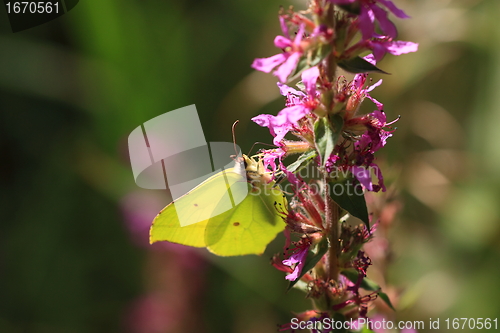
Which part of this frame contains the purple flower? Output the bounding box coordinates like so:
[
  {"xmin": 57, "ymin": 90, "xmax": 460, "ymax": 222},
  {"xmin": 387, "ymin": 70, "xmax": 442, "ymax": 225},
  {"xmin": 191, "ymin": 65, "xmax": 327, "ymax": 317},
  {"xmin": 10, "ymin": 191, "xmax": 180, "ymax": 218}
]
[
  {"xmin": 348, "ymin": 110, "xmax": 398, "ymax": 192},
  {"xmin": 271, "ymin": 253, "xmax": 294, "ymax": 274},
  {"xmin": 283, "ymin": 243, "xmax": 310, "ymax": 281},
  {"xmin": 252, "ymin": 66, "xmax": 320, "ymax": 145},
  {"xmin": 330, "ymin": 0, "xmax": 410, "ymax": 39},
  {"xmin": 351, "ymin": 157, "xmax": 386, "ymax": 192},
  {"xmin": 252, "ymin": 16, "xmax": 306, "ymax": 83},
  {"xmin": 351, "ymin": 65, "xmax": 384, "ymax": 111},
  {"xmin": 367, "ymin": 35, "xmax": 419, "ymax": 61},
  {"xmin": 325, "ymin": 154, "xmax": 340, "ymax": 173},
  {"xmin": 365, "ymin": 109, "xmax": 397, "ymax": 152},
  {"xmin": 260, "ymin": 147, "xmax": 286, "ymax": 175},
  {"xmin": 252, "ymin": 107, "xmax": 305, "ymax": 146},
  {"xmin": 350, "ymin": 109, "xmax": 396, "ymax": 155},
  {"xmin": 351, "ymin": 165, "xmax": 375, "ymax": 191},
  {"xmin": 278, "ymin": 82, "xmax": 305, "ymax": 106}
]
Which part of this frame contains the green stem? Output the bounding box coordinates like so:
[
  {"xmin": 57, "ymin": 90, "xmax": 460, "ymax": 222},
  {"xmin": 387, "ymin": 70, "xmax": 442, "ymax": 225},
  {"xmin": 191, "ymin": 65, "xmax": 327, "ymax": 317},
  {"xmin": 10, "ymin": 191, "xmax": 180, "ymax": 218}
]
[
  {"xmin": 325, "ymin": 3, "xmax": 337, "ymax": 83},
  {"xmin": 323, "ymin": 3, "xmax": 340, "ymax": 284},
  {"xmin": 324, "ymin": 175, "xmax": 339, "ymax": 282},
  {"xmin": 327, "ymin": 204, "xmax": 340, "ymax": 282}
]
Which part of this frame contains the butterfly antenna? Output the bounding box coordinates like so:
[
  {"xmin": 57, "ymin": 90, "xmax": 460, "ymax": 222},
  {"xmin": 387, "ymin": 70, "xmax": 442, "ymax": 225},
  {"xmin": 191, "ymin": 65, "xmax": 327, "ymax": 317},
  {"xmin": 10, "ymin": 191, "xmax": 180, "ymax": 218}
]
[
  {"xmin": 248, "ymin": 142, "xmax": 276, "ymax": 156},
  {"xmin": 231, "ymin": 120, "xmax": 240, "ymax": 159}
]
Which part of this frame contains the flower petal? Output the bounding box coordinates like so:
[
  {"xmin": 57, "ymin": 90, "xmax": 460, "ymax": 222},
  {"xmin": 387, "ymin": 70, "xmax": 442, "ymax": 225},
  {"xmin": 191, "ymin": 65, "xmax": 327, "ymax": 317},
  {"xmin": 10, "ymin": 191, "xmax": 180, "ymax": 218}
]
[
  {"xmin": 371, "ymin": 163, "xmax": 386, "ymax": 192},
  {"xmin": 274, "ymin": 35, "xmax": 292, "ymax": 49},
  {"xmin": 371, "ymin": 109, "xmax": 387, "ymax": 123},
  {"xmin": 371, "ymin": 42, "xmax": 387, "ymax": 61},
  {"xmin": 283, "ymin": 247, "xmax": 309, "ymax": 281},
  {"xmin": 251, "ymin": 54, "xmax": 286, "ymax": 73},
  {"xmin": 371, "ymin": 4, "xmax": 398, "ymax": 38},
  {"xmin": 293, "ymin": 23, "xmax": 305, "ymax": 45},
  {"xmin": 251, "ymin": 114, "xmax": 273, "ymax": 127},
  {"xmin": 277, "ymin": 105, "xmax": 309, "ymax": 124},
  {"xmin": 262, "ymin": 148, "xmax": 286, "ymax": 172},
  {"xmin": 385, "ymin": 40, "xmax": 419, "ymax": 56},
  {"xmin": 277, "ymin": 82, "xmax": 304, "ymax": 97},
  {"xmin": 352, "ymin": 166, "xmax": 373, "ymax": 191},
  {"xmin": 379, "ymin": 0, "xmax": 410, "ymax": 19},
  {"xmin": 366, "ymin": 79, "xmax": 382, "ymax": 93},
  {"xmin": 279, "ymin": 16, "xmax": 289, "ymax": 38},
  {"xmin": 367, "ymin": 95, "xmax": 384, "ymax": 110},
  {"xmin": 359, "ymin": 7, "xmax": 375, "ymax": 39},
  {"xmin": 363, "ymin": 53, "xmax": 377, "ymax": 65},
  {"xmin": 302, "ymin": 66, "xmax": 320, "ymax": 97},
  {"xmin": 274, "ymin": 52, "xmax": 301, "ymax": 83},
  {"xmin": 272, "ymin": 125, "xmax": 292, "ymax": 145}
]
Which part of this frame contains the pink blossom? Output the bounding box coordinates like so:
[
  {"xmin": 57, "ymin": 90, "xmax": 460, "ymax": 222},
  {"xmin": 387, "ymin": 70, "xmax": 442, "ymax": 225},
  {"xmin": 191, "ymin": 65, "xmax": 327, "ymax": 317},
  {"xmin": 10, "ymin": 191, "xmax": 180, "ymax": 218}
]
[
  {"xmin": 350, "ymin": 149, "xmax": 386, "ymax": 192},
  {"xmin": 252, "ymin": 66, "xmax": 320, "ymax": 145},
  {"xmin": 325, "ymin": 154, "xmax": 340, "ymax": 173},
  {"xmin": 367, "ymin": 36, "xmax": 419, "ymax": 61},
  {"xmin": 251, "ymin": 16, "xmax": 306, "ymax": 83},
  {"xmin": 260, "ymin": 148, "xmax": 286, "ymax": 174},
  {"xmin": 252, "ymin": 106, "xmax": 307, "ymax": 145},
  {"xmin": 352, "ymin": 165, "xmax": 375, "ymax": 191},
  {"xmin": 349, "ymin": 110, "xmax": 398, "ymax": 192},
  {"xmin": 351, "ymin": 67, "xmax": 384, "ymax": 111},
  {"xmin": 282, "ymin": 242, "xmax": 310, "ymax": 281},
  {"xmin": 364, "ymin": 109, "xmax": 397, "ymax": 152},
  {"xmin": 330, "ymin": 0, "xmax": 409, "ymax": 39}
]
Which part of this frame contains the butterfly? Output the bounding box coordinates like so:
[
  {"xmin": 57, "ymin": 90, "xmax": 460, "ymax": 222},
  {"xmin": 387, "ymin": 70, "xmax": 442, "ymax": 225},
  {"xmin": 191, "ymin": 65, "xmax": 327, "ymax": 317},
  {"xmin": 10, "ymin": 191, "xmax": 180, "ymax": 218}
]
[{"xmin": 149, "ymin": 154, "xmax": 287, "ymax": 256}]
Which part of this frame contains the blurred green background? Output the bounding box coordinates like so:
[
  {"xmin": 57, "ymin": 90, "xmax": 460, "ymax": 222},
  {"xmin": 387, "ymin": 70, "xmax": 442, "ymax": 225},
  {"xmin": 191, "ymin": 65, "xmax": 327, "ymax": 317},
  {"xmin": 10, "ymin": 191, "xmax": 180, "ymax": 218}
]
[{"xmin": 1, "ymin": 0, "xmax": 499, "ymax": 332}]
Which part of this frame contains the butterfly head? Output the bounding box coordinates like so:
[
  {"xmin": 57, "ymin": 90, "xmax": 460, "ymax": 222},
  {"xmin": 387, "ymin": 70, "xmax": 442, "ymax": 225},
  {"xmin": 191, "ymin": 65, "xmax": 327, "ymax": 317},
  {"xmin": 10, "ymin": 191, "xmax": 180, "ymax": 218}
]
[{"xmin": 242, "ymin": 154, "xmax": 273, "ymax": 184}]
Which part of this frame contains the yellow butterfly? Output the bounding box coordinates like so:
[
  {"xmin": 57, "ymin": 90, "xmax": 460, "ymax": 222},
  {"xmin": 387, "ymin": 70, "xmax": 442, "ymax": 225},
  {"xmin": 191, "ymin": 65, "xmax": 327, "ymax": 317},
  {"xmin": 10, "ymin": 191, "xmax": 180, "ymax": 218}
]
[{"xmin": 150, "ymin": 154, "xmax": 287, "ymax": 256}]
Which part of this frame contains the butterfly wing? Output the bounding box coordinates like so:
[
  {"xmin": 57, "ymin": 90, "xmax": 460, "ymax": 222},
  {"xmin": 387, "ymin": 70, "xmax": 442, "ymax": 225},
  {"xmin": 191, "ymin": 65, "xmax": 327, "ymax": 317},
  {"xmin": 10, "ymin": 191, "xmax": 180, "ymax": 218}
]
[
  {"xmin": 150, "ymin": 156, "xmax": 286, "ymax": 256},
  {"xmin": 150, "ymin": 201, "xmax": 208, "ymax": 247},
  {"xmin": 205, "ymin": 180, "xmax": 287, "ymax": 256},
  {"xmin": 150, "ymin": 168, "xmax": 247, "ymax": 247}
]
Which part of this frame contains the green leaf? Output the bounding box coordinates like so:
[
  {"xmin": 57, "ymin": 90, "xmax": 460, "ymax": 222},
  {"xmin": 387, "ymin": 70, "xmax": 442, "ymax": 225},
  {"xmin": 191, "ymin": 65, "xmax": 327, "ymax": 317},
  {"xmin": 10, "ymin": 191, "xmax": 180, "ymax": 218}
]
[
  {"xmin": 330, "ymin": 113, "xmax": 344, "ymax": 139},
  {"xmin": 341, "ymin": 270, "xmax": 395, "ymax": 311},
  {"xmin": 287, "ymin": 150, "xmax": 317, "ymax": 173},
  {"xmin": 329, "ymin": 178, "xmax": 369, "ymax": 228},
  {"xmin": 341, "ymin": 269, "xmax": 379, "ymax": 291},
  {"xmin": 378, "ymin": 291, "xmax": 395, "ymax": 311},
  {"xmin": 360, "ymin": 327, "xmax": 376, "ymax": 333},
  {"xmin": 288, "ymin": 43, "xmax": 333, "ymax": 81},
  {"xmin": 361, "ymin": 277, "xmax": 380, "ymax": 291},
  {"xmin": 288, "ymin": 237, "xmax": 329, "ymax": 291},
  {"xmin": 314, "ymin": 116, "xmax": 342, "ymax": 167},
  {"xmin": 291, "ymin": 279, "xmax": 309, "ymax": 293},
  {"xmin": 295, "ymin": 81, "xmax": 305, "ymax": 91},
  {"xmin": 341, "ymin": 269, "xmax": 358, "ymax": 283},
  {"xmin": 338, "ymin": 56, "xmax": 389, "ymax": 74},
  {"xmin": 314, "ymin": 117, "xmax": 334, "ymax": 167}
]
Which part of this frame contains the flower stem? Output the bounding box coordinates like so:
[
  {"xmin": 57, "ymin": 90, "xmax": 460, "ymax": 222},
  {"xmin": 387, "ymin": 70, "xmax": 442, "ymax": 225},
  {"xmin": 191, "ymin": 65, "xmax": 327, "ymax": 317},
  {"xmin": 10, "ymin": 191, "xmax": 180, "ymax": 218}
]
[
  {"xmin": 324, "ymin": 175, "xmax": 339, "ymax": 283},
  {"xmin": 322, "ymin": 3, "xmax": 339, "ymax": 284},
  {"xmin": 325, "ymin": 2, "xmax": 337, "ymax": 83}
]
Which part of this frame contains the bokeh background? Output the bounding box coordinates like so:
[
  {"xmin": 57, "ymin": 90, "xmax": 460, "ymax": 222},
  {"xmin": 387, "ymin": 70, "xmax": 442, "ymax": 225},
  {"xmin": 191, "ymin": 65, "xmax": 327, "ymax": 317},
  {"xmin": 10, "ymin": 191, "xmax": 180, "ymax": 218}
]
[{"xmin": 1, "ymin": 0, "xmax": 499, "ymax": 332}]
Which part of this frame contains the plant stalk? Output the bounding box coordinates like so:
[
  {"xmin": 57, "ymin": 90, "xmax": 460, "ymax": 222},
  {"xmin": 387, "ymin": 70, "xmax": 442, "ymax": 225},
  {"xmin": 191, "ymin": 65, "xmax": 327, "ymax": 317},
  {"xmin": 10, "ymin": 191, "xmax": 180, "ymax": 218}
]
[{"xmin": 324, "ymin": 175, "xmax": 339, "ymax": 282}]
